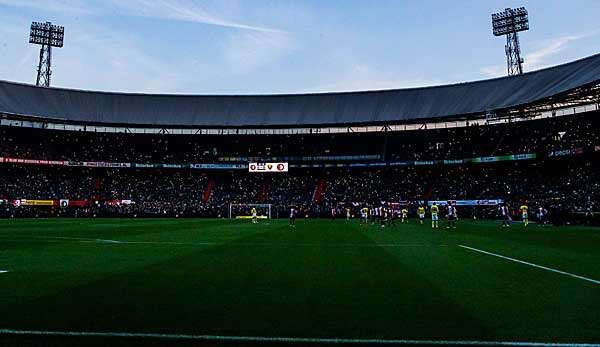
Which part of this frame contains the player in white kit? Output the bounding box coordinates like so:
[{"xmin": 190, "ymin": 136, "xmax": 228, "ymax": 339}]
[{"xmin": 289, "ymin": 206, "xmax": 296, "ymax": 228}]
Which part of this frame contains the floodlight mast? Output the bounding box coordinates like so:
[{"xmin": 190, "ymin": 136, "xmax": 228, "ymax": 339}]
[
  {"xmin": 29, "ymin": 21, "xmax": 64, "ymax": 87},
  {"xmin": 491, "ymin": 7, "xmax": 529, "ymax": 76}
]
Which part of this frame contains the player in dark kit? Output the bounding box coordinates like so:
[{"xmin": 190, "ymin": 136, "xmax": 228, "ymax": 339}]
[
  {"xmin": 537, "ymin": 206, "xmax": 548, "ymax": 226},
  {"xmin": 388, "ymin": 206, "xmax": 397, "ymax": 227},
  {"xmin": 499, "ymin": 203, "xmax": 511, "ymax": 228}
]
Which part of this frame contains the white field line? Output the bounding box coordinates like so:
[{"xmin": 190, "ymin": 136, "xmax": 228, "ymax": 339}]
[
  {"xmin": 80, "ymin": 239, "xmax": 122, "ymax": 244},
  {"xmin": 459, "ymin": 245, "xmax": 600, "ymax": 285},
  {"xmin": 23, "ymin": 235, "xmax": 121, "ymax": 242},
  {"xmin": 0, "ymin": 328, "xmax": 598, "ymax": 346},
  {"xmin": 0, "ymin": 270, "xmax": 8, "ymax": 274}
]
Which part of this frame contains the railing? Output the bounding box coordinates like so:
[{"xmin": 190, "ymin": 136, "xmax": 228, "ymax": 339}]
[{"xmin": 1, "ymin": 102, "xmax": 598, "ymax": 135}]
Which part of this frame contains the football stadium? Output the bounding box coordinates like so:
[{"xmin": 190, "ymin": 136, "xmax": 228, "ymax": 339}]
[{"xmin": 1, "ymin": 3, "xmax": 600, "ymax": 347}]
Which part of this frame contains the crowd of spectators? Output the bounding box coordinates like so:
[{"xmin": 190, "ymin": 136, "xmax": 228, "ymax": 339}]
[
  {"xmin": 0, "ymin": 159, "xmax": 597, "ymax": 222},
  {"xmin": 1, "ymin": 113, "xmax": 599, "ymax": 164},
  {"xmin": 1, "ymin": 112, "xmax": 599, "ymax": 223}
]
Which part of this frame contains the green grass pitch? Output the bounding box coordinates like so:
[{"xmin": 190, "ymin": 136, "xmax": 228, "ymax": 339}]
[{"xmin": 0, "ymin": 218, "xmax": 599, "ymax": 346}]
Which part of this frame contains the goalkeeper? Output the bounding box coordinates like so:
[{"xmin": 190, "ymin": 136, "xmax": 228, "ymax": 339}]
[{"xmin": 251, "ymin": 207, "xmax": 258, "ymax": 224}]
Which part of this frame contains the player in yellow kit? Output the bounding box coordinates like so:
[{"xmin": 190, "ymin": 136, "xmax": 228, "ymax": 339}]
[
  {"xmin": 417, "ymin": 205, "xmax": 426, "ymax": 224},
  {"xmin": 401, "ymin": 208, "xmax": 409, "ymax": 223},
  {"xmin": 251, "ymin": 207, "xmax": 258, "ymax": 224},
  {"xmin": 520, "ymin": 204, "xmax": 529, "ymax": 227},
  {"xmin": 430, "ymin": 203, "xmax": 439, "ymax": 229}
]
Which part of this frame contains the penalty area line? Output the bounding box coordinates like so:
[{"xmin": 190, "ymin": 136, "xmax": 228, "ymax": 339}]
[
  {"xmin": 0, "ymin": 329, "xmax": 598, "ymax": 346},
  {"xmin": 459, "ymin": 245, "xmax": 600, "ymax": 286}
]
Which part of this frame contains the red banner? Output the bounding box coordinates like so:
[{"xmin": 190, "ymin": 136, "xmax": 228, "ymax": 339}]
[{"xmin": 0, "ymin": 157, "xmax": 67, "ymax": 165}]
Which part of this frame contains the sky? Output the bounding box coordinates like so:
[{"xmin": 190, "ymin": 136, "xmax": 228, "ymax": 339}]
[{"xmin": 0, "ymin": 0, "xmax": 598, "ymax": 94}]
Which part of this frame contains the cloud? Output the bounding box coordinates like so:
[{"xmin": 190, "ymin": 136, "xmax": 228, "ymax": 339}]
[
  {"xmin": 524, "ymin": 30, "xmax": 600, "ymax": 70},
  {"xmin": 479, "ymin": 65, "xmax": 506, "ymax": 78},
  {"xmin": 0, "ymin": 14, "xmax": 40, "ymax": 79},
  {"xmin": 0, "ymin": 0, "xmax": 93, "ymax": 15},
  {"xmin": 0, "ymin": 0, "xmax": 294, "ymax": 91},
  {"xmin": 16, "ymin": 47, "xmax": 36, "ymax": 70},
  {"xmin": 113, "ymin": 0, "xmax": 285, "ymax": 33},
  {"xmin": 49, "ymin": 23, "xmax": 187, "ymax": 93},
  {"xmin": 480, "ymin": 29, "xmax": 600, "ymax": 78},
  {"xmin": 0, "ymin": 0, "xmax": 284, "ymax": 33},
  {"xmin": 223, "ymin": 31, "xmax": 296, "ymax": 74},
  {"xmin": 303, "ymin": 64, "xmax": 443, "ymax": 93}
]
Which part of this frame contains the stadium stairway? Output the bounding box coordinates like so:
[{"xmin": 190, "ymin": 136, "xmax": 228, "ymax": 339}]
[
  {"xmin": 312, "ymin": 179, "xmax": 327, "ymax": 203},
  {"xmin": 202, "ymin": 179, "xmax": 215, "ymax": 203},
  {"xmin": 258, "ymin": 182, "xmax": 268, "ymax": 203}
]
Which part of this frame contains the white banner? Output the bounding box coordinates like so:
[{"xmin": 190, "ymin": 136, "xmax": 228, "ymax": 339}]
[
  {"xmin": 427, "ymin": 199, "xmax": 504, "ymax": 206},
  {"xmin": 248, "ymin": 162, "xmax": 288, "ymax": 173}
]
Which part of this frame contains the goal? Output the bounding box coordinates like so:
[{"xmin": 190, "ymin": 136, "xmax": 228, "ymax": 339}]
[{"xmin": 228, "ymin": 203, "xmax": 272, "ymax": 219}]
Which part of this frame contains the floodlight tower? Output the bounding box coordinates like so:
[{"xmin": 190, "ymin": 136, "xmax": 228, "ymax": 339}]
[
  {"xmin": 491, "ymin": 7, "xmax": 529, "ymax": 76},
  {"xmin": 29, "ymin": 21, "xmax": 65, "ymax": 87}
]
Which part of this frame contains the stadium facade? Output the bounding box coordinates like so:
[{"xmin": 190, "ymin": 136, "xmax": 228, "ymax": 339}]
[{"xmin": 0, "ymin": 54, "xmax": 599, "ymax": 224}]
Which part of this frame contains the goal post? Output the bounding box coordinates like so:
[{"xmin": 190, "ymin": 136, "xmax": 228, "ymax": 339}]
[{"xmin": 229, "ymin": 203, "xmax": 272, "ymax": 219}]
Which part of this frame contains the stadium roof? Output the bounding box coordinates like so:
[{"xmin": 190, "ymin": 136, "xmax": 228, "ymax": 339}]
[{"xmin": 1, "ymin": 53, "xmax": 600, "ymax": 127}]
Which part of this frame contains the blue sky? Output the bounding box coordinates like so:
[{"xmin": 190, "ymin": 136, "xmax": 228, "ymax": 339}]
[{"xmin": 0, "ymin": 0, "xmax": 598, "ymax": 94}]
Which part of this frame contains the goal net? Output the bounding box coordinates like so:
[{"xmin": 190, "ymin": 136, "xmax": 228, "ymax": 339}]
[{"xmin": 229, "ymin": 203, "xmax": 272, "ymax": 219}]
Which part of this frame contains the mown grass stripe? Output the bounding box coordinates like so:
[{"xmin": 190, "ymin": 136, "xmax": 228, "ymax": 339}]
[{"xmin": 0, "ymin": 235, "xmax": 447, "ymax": 248}]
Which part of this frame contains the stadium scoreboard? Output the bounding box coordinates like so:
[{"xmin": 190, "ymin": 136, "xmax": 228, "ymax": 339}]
[{"xmin": 248, "ymin": 162, "xmax": 288, "ymax": 173}]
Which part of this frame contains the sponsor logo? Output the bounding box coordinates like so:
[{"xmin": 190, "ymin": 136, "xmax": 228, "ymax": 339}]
[
  {"xmin": 549, "ymin": 148, "xmax": 583, "ymax": 157},
  {"xmin": 428, "ymin": 199, "xmax": 503, "ymax": 206},
  {"xmin": 19, "ymin": 199, "xmax": 54, "ymax": 206},
  {"xmin": 571, "ymin": 148, "xmax": 584, "ymax": 155},
  {"xmin": 443, "ymin": 159, "xmax": 464, "ymax": 164}
]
